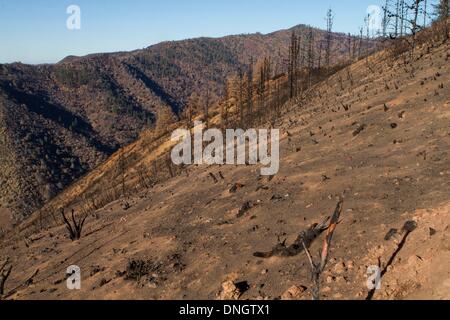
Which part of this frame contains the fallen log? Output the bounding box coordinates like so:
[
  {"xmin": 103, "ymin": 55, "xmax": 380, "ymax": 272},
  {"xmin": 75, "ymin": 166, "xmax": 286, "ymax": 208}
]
[{"xmin": 252, "ymin": 201, "xmax": 343, "ymax": 259}]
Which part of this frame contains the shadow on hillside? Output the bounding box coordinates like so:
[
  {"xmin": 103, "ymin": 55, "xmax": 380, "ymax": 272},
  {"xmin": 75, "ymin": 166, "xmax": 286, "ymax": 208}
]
[
  {"xmin": 1, "ymin": 83, "xmax": 114, "ymax": 154},
  {"xmin": 125, "ymin": 63, "xmax": 181, "ymax": 115}
]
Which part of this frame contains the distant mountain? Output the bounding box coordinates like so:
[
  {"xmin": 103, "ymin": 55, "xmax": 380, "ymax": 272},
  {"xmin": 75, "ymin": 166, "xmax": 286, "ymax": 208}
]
[{"xmin": 0, "ymin": 24, "xmax": 374, "ymax": 223}]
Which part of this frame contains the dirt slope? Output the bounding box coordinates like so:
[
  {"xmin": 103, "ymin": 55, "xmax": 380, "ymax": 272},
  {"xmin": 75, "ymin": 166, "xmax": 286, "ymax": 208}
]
[{"xmin": 0, "ymin": 37, "xmax": 448, "ymax": 300}]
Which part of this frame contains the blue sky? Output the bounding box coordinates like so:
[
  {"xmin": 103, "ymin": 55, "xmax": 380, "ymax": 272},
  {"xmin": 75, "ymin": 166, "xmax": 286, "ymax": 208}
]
[{"xmin": 0, "ymin": 0, "xmax": 389, "ymax": 64}]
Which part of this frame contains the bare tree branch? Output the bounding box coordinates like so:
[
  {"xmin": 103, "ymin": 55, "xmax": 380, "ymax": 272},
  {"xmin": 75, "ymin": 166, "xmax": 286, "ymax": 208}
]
[{"xmin": 301, "ymin": 199, "xmax": 344, "ymax": 300}]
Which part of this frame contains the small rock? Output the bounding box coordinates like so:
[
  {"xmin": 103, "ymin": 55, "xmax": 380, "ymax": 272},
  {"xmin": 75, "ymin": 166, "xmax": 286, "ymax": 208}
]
[
  {"xmin": 218, "ymin": 281, "xmax": 243, "ymax": 300},
  {"xmin": 122, "ymin": 201, "xmax": 131, "ymax": 211},
  {"xmin": 333, "ymin": 262, "xmax": 346, "ymax": 274},
  {"xmin": 402, "ymin": 221, "xmax": 418, "ymax": 233},
  {"xmin": 237, "ymin": 202, "xmax": 253, "ymax": 218},
  {"xmin": 384, "ymin": 228, "xmax": 398, "ymax": 241},
  {"xmin": 352, "ymin": 124, "xmax": 366, "ymax": 137},
  {"xmin": 229, "ymin": 183, "xmax": 245, "ymax": 194},
  {"xmin": 99, "ymin": 278, "xmax": 110, "ymax": 287},
  {"xmin": 281, "ymin": 285, "xmax": 307, "ymax": 300},
  {"xmin": 271, "ymin": 194, "xmax": 284, "ymax": 202},
  {"xmin": 346, "ymin": 261, "xmax": 354, "ymax": 269},
  {"xmin": 429, "ymin": 228, "xmax": 437, "ymax": 236},
  {"xmin": 322, "ymin": 286, "xmax": 332, "ymax": 293}
]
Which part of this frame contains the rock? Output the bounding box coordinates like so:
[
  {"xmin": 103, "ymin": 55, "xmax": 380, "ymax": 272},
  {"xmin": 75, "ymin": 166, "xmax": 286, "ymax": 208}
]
[
  {"xmin": 352, "ymin": 124, "xmax": 366, "ymax": 137},
  {"xmin": 346, "ymin": 261, "xmax": 355, "ymax": 270},
  {"xmin": 90, "ymin": 265, "xmax": 105, "ymax": 276},
  {"xmin": 229, "ymin": 183, "xmax": 245, "ymax": 194},
  {"xmin": 384, "ymin": 228, "xmax": 398, "ymax": 241},
  {"xmin": 270, "ymin": 194, "xmax": 284, "ymax": 202},
  {"xmin": 333, "ymin": 262, "xmax": 346, "ymax": 274},
  {"xmin": 218, "ymin": 281, "xmax": 243, "ymax": 300},
  {"xmin": 237, "ymin": 202, "xmax": 253, "ymax": 218},
  {"xmin": 281, "ymin": 285, "xmax": 307, "ymax": 300},
  {"xmin": 429, "ymin": 228, "xmax": 437, "ymax": 236},
  {"xmin": 402, "ymin": 221, "xmax": 418, "ymax": 233},
  {"xmin": 99, "ymin": 278, "xmax": 111, "ymax": 287},
  {"xmin": 122, "ymin": 201, "xmax": 131, "ymax": 211},
  {"xmin": 322, "ymin": 286, "xmax": 332, "ymax": 293}
]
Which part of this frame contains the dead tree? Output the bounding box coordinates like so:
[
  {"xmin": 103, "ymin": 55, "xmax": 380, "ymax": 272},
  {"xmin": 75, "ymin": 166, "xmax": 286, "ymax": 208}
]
[
  {"xmin": 288, "ymin": 31, "xmax": 300, "ymax": 98},
  {"xmin": 423, "ymin": 0, "xmax": 428, "ymax": 26},
  {"xmin": 246, "ymin": 58, "xmax": 254, "ymax": 122},
  {"xmin": 434, "ymin": 0, "xmax": 449, "ymax": 21},
  {"xmin": 221, "ymin": 80, "xmax": 231, "ymax": 130},
  {"xmin": 137, "ymin": 165, "xmax": 152, "ymax": 189},
  {"xmin": 165, "ymin": 154, "xmax": 175, "ymax": 178},
  {"xmin": 358, "ymin": 27, "xmax": 364, "ymax": 59},
  {"xmin": 382, "ymin": 0, "xmax": 391, "ymax": 37},
  {"xmin": 347, "ymin": 33, "xmax": 353, "ymax": 60},
  {"xmin": 238, "ymin": 69, "xmax": 245, "ymax": 127},
  {"xmin": 400, "ymin": 0, "xmax": 406, "ymax": 36},
  {"xmin": 318, "ymin": 40, "xmax": 323, "ymax": 69},
  {"xmin": 185, "ymin": 92, "xmax": 199, "ymax": 128},
  {"xmin": 61, "ymin": 209, "xmax": 88, "ymax": 241},
  {"xmin": 394, "ymin": 0, "xmax": 400, "ymax": 37},
  {"xmin": 203, "ymin": 89, "xmax": 211, "ymax": 129},
  {"xmin": 325, "ymin": 8, "xmax": 334, "ymax": 68},
  {"xmin": 411, "ymin": 0, "xmax": 424, "ymax": 54},
  {"xmin": 306, "ymin": 28, "xmax": 316, "ymax": 88},
  {"xmin": 0, "ymin": 257, "xmax": 12, "ymax": 296},
  {"xmin": 392, "ymin": 0, "xmax": 425, "ymax": 57},
  {"xmin": 302, "ymin": 200, "xmax": 343, "ymax": 300},
  {"xmin": 433, "ymin": 0, "xmax": 449, "ymax": 40}
]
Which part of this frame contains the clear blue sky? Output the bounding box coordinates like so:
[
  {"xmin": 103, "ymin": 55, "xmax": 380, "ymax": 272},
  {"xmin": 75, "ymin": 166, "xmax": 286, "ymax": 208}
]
[{"xmin": 0, "ymin": 0, "xmax": 388, "ymax": 64}]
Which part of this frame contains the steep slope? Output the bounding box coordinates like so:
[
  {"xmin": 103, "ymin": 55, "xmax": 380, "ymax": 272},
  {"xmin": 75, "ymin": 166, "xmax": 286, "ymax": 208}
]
[
  {"xmin": 0, "ymin": 25, "xmax": 372, "ymax": 223},
  {"xmin": 0, "ymin": 31, "xmax": 448, "ymax": 300}
]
